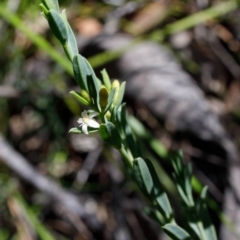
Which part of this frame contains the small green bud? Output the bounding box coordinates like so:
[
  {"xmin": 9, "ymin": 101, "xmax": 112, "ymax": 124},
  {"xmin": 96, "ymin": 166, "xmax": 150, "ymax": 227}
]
[
  {"xmin": 80, "ymin": 90, "xmax": 91, "ymax": 103},
  {"xmin": 70, "ymin": 91, "xmax": 90, "ymax": 105},
  {"xmin": 112, "ymin": 80, "xmax": 120, "ymax": 105},
  {"xmin": 105, "ymin": 111, "xmax": 111, "ymax": 119},
  {"xmin": 99, "ymin": 86, "xmax": 109, "ymax": 108},
  {"xmin": 112, "ymin": 79, "xmax": 120, "ymax": 89},
  {"xmin": 39, "ymin": 3, "xmax": 49, "ymax": 16}
]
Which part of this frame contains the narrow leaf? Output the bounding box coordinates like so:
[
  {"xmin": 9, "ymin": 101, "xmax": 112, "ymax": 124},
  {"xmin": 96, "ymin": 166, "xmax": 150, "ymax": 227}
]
[
  {"xmin": 115, "ymin": 81, "xmax": 126, "ymax": 106},
  {"xmin": 104, "ymin": 88, "xmax": 116, "ymax": 114},
  {"xmin": 162, "ymin": 224, "xmax": 191, "ymax": 240},
  {"xmin": 118, "ymin": 104, "xmax": 138, "ymax": 157},
  {"xmin": 41, "ymin": 0, "xmax": 59, "ymax": 12},
  {"xmin": 101, "ymin": 69, "xmax": 111, "ymax": 90},
  {"xmin": 144, "ymin": 207, "xmax": 164, "ymax": 225},
  {"xmin": 72, "ymin": 54, "xmax": 89, "ymax": 90},
  {"xmin": 99, "ymin": 122, "xmax": 121, "ymax": 149},
  {"xmin": 39, "ymin": 4, "xmax": 49, "ymax": 16},
  {"xmin": 199, "ymin": 187, "xmax": 217, "ymax": 240},
  {"xmin": 70, "ymin": 91, "xmax": 90, "ymax": 105},
  {"xmin": 69, "ymin": 127, "xmax": 83, "ymax": 133},
  {"xmin": 87, "ymin": 75, "xmax": 101, "ymax": 112},
  {"xmin": 85, "ymin": 59, "xmax": 99, "ymax": 87},
  {"xmin": 133, "ymin": 157, "xmax": 153, "ymax": 197},
  {"xmin": 61, "ymin": 10, "xmax": 78, "ymax": 61},
  {"xmin": 173, "ymin": 174, "xmax": 190, "ymax": 206},
  {"xmin": 110, "ymin": 106, "xmax": 118, "ymax": 124},
  {"xmin": 145, "ymin": 159, "xmax": 173, "ymax": 221},
  {"xmin": 69, "ymin": 127, "xmax": 98, "ymax": 134},
  {"xmin": 171, "ymin": 151, "xmax": 194, "ymax": 207},
  {"xmin": 46, "ymin": 10, "xmax": 67, "ymax": 44},
  {"xmin": 112, "ymin": 80, "xmax": 120, "ymax": 104}
]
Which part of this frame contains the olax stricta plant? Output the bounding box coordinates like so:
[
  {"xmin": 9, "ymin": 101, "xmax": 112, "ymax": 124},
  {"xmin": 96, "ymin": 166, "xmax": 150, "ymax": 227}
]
[{"xmin": 39, "ymin": 0, "xmax": 217, "ymax": 239}]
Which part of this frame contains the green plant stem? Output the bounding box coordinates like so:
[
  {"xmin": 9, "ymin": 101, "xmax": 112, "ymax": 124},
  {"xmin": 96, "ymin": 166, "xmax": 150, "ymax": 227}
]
[
  {"xmin": 119, "ymin": 146, "xmax": 133, "ymax": 169},
  {"xmin": 63, "ymin": 43, "xmax": 73, "ymax": 62},
  {"xmin": 0, "ymin": 4, "xmax": 72, "ymax": 75},
  {"xmin": 99, "ymin": 113, "xmax": 106, "ymax": 123}
]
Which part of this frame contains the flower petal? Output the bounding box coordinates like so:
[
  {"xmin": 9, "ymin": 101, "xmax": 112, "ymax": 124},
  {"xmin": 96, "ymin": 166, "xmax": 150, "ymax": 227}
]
[
  {"xmin": 89, "ymin": 111, "xmax": 99, "ymax": 119},
  {"xmin": 81, "ymin": 110, "xmax": 88, "ymax": 118},
  {"xmin": 88, "ymin": 119, "xmax": 100, "ymax": 128},
  {"xmin": 82, "ymin": 124, "xmax": 88, "ymax": 135},
  {"xmin": 77, "ymin": 118, "xmax": 84, "ymax": 124}
]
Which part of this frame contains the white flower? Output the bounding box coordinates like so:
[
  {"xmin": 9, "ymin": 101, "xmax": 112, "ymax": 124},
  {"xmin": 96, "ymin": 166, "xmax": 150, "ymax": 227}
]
[{"xmin": 77, "ymin": 110, "xmax": 99, "ymax": 135}]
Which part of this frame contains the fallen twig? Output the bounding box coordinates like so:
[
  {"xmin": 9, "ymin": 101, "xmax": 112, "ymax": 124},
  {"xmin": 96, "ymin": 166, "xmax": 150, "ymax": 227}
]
[{"xmin": 0, "ymin": 134, "xmax": 102, "ymax": 231}]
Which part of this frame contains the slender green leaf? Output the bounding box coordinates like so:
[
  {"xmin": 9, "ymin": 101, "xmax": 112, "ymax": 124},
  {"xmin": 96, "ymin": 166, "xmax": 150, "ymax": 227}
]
[
  {"xmin": 185, "ymin": 164, "xmax": 194, "ymax": 206},
  {"xmin": 112, "ymin": 80, "xmax": 120, "ymax": 103},
  {"xmin": 72, "ymin": 54, "xmax": 89, "ymax": 90},
  {"xmin": 101, "ymin": 69, "xmax": 111, "ymax": 90},
  {"xmin": 104, "ymin": 88, "xmax": 116, "ymax": 114},
  {"xmin": 200, "ymin": 186, "xmax": 208, "ymax": 200},
  {"xmin": 46, "ymin": 9, "xmax": 67, "ymax": 44},
  {"xmin": 99, "ymin": 122, "xmax": 121, "ymax": 149},
  {"xmin": 174, "ymin": 180, "xmax": 191, "ymax": 206},
  {"xmin": 110, "ymin": 106, "xmax": 118, "ymax": 124},
  {"xmin": 85, "ymin": 59, "xmax": 100, "ymax": 90},
  {"xmin": 171, "ymin": 151, "xmax": 194, "ymax": 207},
  {"xmin": 133, "ymin": 157, "xmax": 153, "ymax": 197},
  {"xmin": 69, "ymin": 127, "xmax": 82, "ymax": 133},
  {"xmin": 118, "ymin": 104, "xmax": 138, "ymax": 157},
  {"xmin": 40, "ymin": 4, "xmax": 49, "ymax": 15},
  {"xmin": 15, "ymin": 194, "xmax": 55, "ymax": 240},
  {"xmin": 70, "ymin": 91, "xmax": 90, "ymax": 105},
  {"xmin": 162, "ymin": 224, "xmax": 191, "ymax": 240},
  {"xmin": 85, "ymin": 58, "xmax": 98, "ymax": 81},
  {"xmin": 69, "ymin": 127, "xmax": 98, "ymax": 134},
  {"xmin": 145, "ymin": 159, "xmax": 173, "ymax": 221},
  {"xmin": 199, "ymin": 187, "xmax": 217, "ymax": 240},
  {"xmin": 144, "ymin": 207, "xmax": 164, "ymax": 225},
  {"xmin": 184, "ymin": 207, "xmax": 201, "ymax": 238},
  {"xmin": 41, "ymin": 0, "xmax": 59, "ymax": 12},
  {"xmin": 87, "ymin": 74, "xmax": 101, "ymax": 112},
  {"xmin": 72, "ymin": 54, "xmax": 99, "ymax": 96},
  {"xmin": 115, "ymin": 81, "xmax": 126, "ymax": 106},
  {"xmin": 61, "ymin": 10, "xmax": 78, "ymax": 61}
]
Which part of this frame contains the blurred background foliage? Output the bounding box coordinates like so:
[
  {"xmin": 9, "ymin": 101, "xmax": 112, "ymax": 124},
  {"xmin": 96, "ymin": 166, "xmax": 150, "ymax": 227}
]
[{"xmin": 0, "ymin": 0, "xmax": 240, "ymax": 239}]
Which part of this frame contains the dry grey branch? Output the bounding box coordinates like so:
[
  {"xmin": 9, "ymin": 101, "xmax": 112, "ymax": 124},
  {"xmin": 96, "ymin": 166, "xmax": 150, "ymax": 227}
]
[{"xmin": 0, "ymin": 134, "xmax": 102, "ymax": 231}]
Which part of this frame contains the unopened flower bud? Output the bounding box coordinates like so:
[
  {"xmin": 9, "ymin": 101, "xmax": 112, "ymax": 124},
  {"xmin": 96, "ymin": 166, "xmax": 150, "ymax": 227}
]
[
  {"xmin": 105, "ymin": 111, "xmax": 111, "ymax": 119},
  {"xmin": 112, "ymin": 80, "xmax": 120, "ymax": 89},
  {"xmin": 80, "ymin": 89, "xmax": 91, "ymax": 103},
  {"xmin": 112, "ymin": 80, "xmax": 120, "ymax": 104},
  {"xmin": 99, "ymin": 86, "xmax": 109, "ymax": 108}
]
